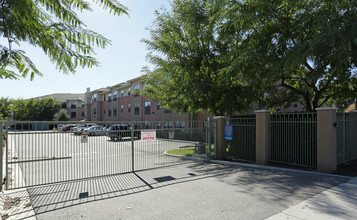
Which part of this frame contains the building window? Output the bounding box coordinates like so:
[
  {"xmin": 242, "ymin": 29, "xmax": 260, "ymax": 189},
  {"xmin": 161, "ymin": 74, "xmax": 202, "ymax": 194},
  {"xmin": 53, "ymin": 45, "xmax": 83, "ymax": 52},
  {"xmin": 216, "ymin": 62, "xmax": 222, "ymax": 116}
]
[
  {"xmin": 157, "ymin": 102, "xmax": 161, "ymax": 110},
  {"xmin": 121, "ymin": 105, "xmax": 124, "ymax": 113},
  {"xmin": 93, "ymin": 94, "xmax": 97, "ymax": 102},
  {"xmin": 113, "ymin": 91, "xmax": 118, "ymax": 101},
  {"xmin": 104, "ymin": 94, "xmax": 106, "ymax": 101},
  {"xmin": 145, "ymin": 101, "xmax": 151, "ymax": 115},
  {"xmin": 93, "ymin": 108, "xmax": 97, "ymax": 115},
  {"xmin": 128, "ymin": 88, "xmax": 131, "ymax": 96},
  {"xmin": 164, "ymin": 109, "xmax": 172, "ymax": 114},
  {"xmin": 71, "ymin": 102, "xmax": 77, "ymax": 109},
  {"xmin": 104, "ymin": 108, "xmax": 106, "ymax": 115},
  {"xmin": 157, "ymin": 122, "xmax": 161, "ymax": 129},
  {"xmin": 181, "ymin": 121, "xmax": 186, "ymax": 128},
  {"xmin": 134, "ymin": 84, "xmax": 140, "ymax": 96},
  {"xmin": 145, "ymin": 122, "xmax": 151, "ymax": 129},
  {"xmin": 62, "ymin": 102, "xmax": 67, "ymax": 108},
  {"xmin": 71, "ymin": 112, "xmax": 76, "ymax": 118},
  {"xmin": 113, "ymin": 106, "xmax": 117, "ymax": 116},
  {"xmin": 108, "ymin": 107, "xmax": 112, "ymax": 117},
  {"xmin": 81, "ymin": 112, "xmax": 85, "ymax": 116},
  {"xmin": 134, "ymin": 103, "xmax": 140, "ymax": 115},
  {"xmin": 164, "ymin": 121, "xmax": 173, "ymax": 129},
  {"xmin": 128, "ymin": 104, "xmax": 131, "ymax": 112},
  {"xmin": 108, "ymin": 93, "xmax": 112, "ymax": 102},
  {"xmin": 81, "ymin": 102, "xmax": 85, "ymax": 107},
  {"xmin": 176, "ymin": 121, "xmax": 181, "ymax": 128},
  {"xmin": 121, "ymin": 90, "xmax": 124, "ymax": 97}
]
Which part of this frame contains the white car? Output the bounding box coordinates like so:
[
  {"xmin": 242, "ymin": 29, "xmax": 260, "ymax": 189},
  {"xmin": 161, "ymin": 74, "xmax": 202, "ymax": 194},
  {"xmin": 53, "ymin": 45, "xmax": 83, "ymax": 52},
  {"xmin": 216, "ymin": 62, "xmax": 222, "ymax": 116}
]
[{"xmin": 83, "ymin": 126, "xmax": 107, "ymax": 136}]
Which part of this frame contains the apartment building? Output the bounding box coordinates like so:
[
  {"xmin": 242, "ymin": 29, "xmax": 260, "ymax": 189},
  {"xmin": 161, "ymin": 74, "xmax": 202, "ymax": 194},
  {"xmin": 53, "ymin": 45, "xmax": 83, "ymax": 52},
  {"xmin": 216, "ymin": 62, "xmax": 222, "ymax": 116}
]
[
  {"xmin": 34, "ymin": 93, "xmax": 86, "ymax": 121},
  {"xmin": 84, "ymin": 77, "xmax": 205, "ymax": 128}
]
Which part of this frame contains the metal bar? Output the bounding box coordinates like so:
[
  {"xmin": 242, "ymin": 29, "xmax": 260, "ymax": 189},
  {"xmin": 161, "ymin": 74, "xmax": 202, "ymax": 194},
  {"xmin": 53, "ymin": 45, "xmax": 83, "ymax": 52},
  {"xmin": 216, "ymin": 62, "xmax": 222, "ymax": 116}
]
[
  {"xmin": 131, "ymin": 122, "xmax": 135, "ymax": 172},
  {"xmin": 8, "ymin": 156, "xmax": 72, "ymax": 164},
  {"xmin": 0, "ymin": 122, "xmax": 3, "ymax": 189},
  {"xmin": 5, "ymin": 122, "xmax": 9, "ymax": 190}
]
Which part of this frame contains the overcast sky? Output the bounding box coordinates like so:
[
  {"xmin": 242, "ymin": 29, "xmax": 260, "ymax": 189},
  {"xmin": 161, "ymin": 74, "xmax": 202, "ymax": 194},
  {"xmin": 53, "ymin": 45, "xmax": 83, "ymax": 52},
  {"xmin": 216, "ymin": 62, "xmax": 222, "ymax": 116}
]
[{"xmin": 0, "ymin": 0, "xmax": 170, "ymax": 99}]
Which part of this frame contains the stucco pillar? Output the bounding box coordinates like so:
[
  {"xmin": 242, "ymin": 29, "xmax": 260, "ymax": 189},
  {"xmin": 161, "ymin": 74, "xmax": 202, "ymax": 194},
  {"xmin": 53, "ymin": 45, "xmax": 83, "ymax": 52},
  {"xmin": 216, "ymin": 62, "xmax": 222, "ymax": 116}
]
[
  {"xmin": 213, "ymin": 116, "xmax": 226, "ymax": 160},
  {"xmin": 255, "ymin": 110, "xmax": 272, "ymax": 165},
  {"xmin": 316, "ymin": 107, "xmax": 338, "ymax": 173}
]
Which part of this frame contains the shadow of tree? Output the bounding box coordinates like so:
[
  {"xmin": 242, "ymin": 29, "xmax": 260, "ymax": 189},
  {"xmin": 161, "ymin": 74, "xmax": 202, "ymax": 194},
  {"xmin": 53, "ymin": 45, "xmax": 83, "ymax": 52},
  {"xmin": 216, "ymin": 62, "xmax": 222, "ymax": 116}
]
[{"xmin": 3, "ymin": 161, "xmax": 351, "ymax": 219}]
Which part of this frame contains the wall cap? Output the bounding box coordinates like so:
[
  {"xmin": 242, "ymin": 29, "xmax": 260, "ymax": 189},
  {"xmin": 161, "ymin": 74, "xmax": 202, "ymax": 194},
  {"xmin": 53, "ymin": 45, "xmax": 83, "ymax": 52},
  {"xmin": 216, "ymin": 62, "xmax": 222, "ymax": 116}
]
[
  {"xmin": 316, "ymin": 107, "xmax": 338, "ymax": 111},
  {"xmin": 213, "ymin": 116, "xmax": 226, "ymax": 119},
  {"xmin": 254, "ymin": 110, "xmax": 272, "ymax": 113}
]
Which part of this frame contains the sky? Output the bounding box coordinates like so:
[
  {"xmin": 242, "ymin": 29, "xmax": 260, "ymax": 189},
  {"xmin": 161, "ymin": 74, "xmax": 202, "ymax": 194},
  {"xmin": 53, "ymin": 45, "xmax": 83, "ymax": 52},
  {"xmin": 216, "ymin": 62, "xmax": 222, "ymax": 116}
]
[{"xmin": 0, "ymin": 0, "xmax": 171, "ymax": 99}]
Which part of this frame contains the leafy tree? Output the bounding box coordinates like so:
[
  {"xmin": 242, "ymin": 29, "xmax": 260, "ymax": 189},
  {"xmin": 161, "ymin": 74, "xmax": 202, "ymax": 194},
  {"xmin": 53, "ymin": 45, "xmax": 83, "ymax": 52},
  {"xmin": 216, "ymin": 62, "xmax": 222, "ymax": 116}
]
[
  {"xmin": 143, "ymin": 0, "xmax": 253, "ymax": 116},
  {"xmin": 11, "ymin": 98, "xmax": 61, "ymax": 120},
  {"xmin": 54, "ymin": 109, "xmax": 69, "ymax": 121},
  {"xmin": 224, "ymin": 0, "xmax": 357, "ymax": 111},
  {"xmin": 0, "ymin": 97, "xmax": 12, "ymax": 119},
  {"xmin": 0, "ymin": 0, "xmax": 128, "ymax": 80}
]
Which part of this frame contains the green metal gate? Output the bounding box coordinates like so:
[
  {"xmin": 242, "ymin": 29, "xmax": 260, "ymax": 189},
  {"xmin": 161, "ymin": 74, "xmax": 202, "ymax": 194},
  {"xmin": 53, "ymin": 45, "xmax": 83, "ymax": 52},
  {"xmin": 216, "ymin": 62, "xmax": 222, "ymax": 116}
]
[
  {"xmin": 270, "ymin": 113, "xmax": 317, "ymax": 168},
  {"xmin": 226, "ymin": 116, "xmax": 256, "ymax": 162},
  {"xmin": 337, "ymin": 112, "xmax": 357, "ymax": 164},
  {"xmin": 1, "ymin": 120, "xmax": 215, "ymax": 190}
]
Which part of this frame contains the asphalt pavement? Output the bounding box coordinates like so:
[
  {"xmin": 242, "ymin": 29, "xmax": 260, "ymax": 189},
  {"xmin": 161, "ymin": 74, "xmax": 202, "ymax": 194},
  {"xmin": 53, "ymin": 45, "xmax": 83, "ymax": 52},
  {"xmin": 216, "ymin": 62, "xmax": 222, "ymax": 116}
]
[{"xmin": 2, "ymin": 160, "xmax": 354, "ymax": 220}]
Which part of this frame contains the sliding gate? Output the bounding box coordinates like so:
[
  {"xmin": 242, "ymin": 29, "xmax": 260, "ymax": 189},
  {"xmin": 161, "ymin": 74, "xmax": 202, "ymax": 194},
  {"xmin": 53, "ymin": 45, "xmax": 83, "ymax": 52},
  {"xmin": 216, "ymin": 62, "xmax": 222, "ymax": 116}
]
[{"xmin": 1, "ymin": 120, "xmax": 215, "ymax": 190}]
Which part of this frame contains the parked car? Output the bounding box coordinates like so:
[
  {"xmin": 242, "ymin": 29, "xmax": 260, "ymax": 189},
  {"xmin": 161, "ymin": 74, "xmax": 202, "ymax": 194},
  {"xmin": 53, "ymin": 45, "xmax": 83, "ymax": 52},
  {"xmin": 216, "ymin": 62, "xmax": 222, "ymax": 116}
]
[
  {"xmin": 62, "ymin": 124, "xmax": 76, "ymax": 132},
  {"xmin": 83, "ymin": 125, "xmax": 107, "ymax": 136},
  {"xmin": 72, "ymin": 125, "xmax": 87, "ymax": 135},
  {"xmin": 107, "ymin": 124, "xmax": 140, "ymax": 140},
  {"xmin": 57, "ymin": 124, "xmax": 65, "ymax": 131}
]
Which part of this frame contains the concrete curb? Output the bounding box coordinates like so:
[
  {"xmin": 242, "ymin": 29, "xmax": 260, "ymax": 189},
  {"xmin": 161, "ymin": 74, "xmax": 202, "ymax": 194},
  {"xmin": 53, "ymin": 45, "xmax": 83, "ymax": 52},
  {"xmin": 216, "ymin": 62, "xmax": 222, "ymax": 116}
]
[{"xmin": 164, "ymin": 152, "xmax": 352, "ymax": 179}]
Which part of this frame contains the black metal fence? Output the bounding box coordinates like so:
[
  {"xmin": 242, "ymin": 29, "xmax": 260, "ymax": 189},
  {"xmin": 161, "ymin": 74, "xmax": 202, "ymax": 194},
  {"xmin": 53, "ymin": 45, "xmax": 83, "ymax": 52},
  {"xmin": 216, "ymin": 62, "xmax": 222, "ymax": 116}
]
[{"xmin": 337, "ymin": 112, "xmax": 357, "ymax": 164}]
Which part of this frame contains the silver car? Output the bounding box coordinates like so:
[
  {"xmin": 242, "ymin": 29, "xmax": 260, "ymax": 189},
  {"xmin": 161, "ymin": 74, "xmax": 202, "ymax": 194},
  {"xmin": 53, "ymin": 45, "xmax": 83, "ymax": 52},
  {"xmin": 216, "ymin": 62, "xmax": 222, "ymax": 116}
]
[{"xmin": 83, "ymin": 126, "xmax": 107, "ymax": 136}]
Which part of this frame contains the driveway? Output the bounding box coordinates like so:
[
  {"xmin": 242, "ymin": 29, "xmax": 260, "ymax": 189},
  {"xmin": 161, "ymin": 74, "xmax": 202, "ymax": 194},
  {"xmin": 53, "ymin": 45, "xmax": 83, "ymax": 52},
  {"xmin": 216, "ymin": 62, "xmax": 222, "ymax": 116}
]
[{"xmin": 7, "ymin": 161, "xmax": 348, "ymax": 220}]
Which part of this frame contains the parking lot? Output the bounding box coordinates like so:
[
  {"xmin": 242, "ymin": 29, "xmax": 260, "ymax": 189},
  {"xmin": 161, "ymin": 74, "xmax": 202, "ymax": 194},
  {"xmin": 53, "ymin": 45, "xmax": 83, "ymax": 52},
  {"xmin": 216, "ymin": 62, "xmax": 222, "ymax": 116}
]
[{"xmin": 6, "ymin": 131, "xmax": 196, "ymax": 189}]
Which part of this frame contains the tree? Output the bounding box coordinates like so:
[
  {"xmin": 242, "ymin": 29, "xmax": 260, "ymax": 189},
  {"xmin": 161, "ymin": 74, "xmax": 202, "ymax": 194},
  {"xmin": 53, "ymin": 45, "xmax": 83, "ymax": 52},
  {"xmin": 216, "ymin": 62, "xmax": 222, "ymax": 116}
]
[
  {"xmin": 142, "ymin": 0, "xmax": 253, "ymax": 116},
  {"xmin": 0, "ymin": 97, "xmax": 12, "ymax": 119},
  {"xmin": 11, "ymin": 98, "xmax": 61, "ymax": 120},
  {"xmin": 0, "ymin": 0, "xmax": 127, "ymax": 80},
  {"xmin": 54, "ymin": 109, "xmax": 69, "ymax": 121},
  {"xmin": 224, "ymin": 0, "xmax": 357, "ymax": 111}
]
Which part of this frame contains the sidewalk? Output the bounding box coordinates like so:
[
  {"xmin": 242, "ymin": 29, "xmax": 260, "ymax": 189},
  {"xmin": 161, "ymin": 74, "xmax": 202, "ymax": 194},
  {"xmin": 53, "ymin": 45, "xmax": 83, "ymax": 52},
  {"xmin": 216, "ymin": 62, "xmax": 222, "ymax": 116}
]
[{"xmin": 267, "ymin": 176, "xmax": 357, "ymax": 220}]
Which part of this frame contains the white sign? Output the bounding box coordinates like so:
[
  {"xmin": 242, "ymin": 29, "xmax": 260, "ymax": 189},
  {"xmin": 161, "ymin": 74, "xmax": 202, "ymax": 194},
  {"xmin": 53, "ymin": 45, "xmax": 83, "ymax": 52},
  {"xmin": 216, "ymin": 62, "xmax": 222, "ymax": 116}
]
[
  {"xmin": 141, "ymin": 130, "xmax": 156, "ymax": 141},
  {"xmin": 81, "ymin": 134, "xmax": 88, "ymax": 143},
  {"xmin": 169, "ymin": 131, "xmax": 174, "ymax": 139}
]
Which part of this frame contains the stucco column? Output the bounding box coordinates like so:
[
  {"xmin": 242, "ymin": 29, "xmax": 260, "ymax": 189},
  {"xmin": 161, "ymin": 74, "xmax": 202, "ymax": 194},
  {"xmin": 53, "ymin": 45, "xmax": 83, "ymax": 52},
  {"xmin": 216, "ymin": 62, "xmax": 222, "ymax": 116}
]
[
  {"xmin": 255, "ymin": 110, "xmax": 272, "ymax": 165},
  {"xmin": 213, "ymin": 116, "xmax": 226, "ymax": 160},
  {"xmin": 316, "ymin": 107, "xmax": 338, "ymax": 173}
]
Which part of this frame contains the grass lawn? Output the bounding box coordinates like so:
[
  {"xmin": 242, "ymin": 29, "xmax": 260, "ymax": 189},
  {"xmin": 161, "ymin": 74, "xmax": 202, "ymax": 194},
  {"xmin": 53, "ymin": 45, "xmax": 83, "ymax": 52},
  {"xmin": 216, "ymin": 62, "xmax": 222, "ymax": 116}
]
[
  {"xmin": 167, "ymin": 147, "xmax": 195, "ymax": 157},
  {"xmin": 167, "ymin": 146, "xmax": 214, "ymax": 157}
]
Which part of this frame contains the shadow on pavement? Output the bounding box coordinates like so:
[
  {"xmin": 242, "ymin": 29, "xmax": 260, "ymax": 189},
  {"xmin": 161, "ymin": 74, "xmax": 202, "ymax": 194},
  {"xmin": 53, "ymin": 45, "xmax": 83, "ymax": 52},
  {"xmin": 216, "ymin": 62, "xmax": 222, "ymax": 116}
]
[{"xmin": 13, "ymin": 161, "xmax": 350, "ymax": 219}]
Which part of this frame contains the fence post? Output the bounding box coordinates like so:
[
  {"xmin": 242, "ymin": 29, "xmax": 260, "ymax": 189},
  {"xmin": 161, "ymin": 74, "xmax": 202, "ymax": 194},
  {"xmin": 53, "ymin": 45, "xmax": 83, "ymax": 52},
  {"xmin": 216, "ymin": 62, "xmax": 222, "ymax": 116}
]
[
  {"xmin": 255, "ymin": 110, "xmax": 272, "ymax": 165},
  {"xmin": 316, "ymin": 107, "xmax": 338, "ymax": 173},
  {"xmin": 213, "ymin": 116, "xmax": 226, "ymax": 160},
  {"xmin": 131, "ymin": 122, "xmax": 135, "ymax": 172}
]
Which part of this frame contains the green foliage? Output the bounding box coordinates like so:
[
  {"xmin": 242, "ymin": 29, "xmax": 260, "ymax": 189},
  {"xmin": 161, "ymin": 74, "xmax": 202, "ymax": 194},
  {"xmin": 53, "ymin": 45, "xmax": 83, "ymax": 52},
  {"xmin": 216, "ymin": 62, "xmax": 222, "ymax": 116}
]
[
  {"xmin": 0, "ymin": 0, "xmax": 128, "ymax": 80},
  {"xmin": 0, "ymin": 97, "xmax": 12, "ymax": 119},
  {"xmin": 54, "ymin": 109, "xmax": 70, "ymax": 121},
  {"xmin": 11, "ymin": 98, "xmax": 61, "ymax": 120},
  {"xmin": 225, "ymin": 0, "xmax": 357, "ymax": 111},
  {"xmin": 144, "ymin": 0, "xmax": 357, "ymax": 113},
  {"xmin": 143, "ymin": 0, "xmax": 254, "ymax": 116}
]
